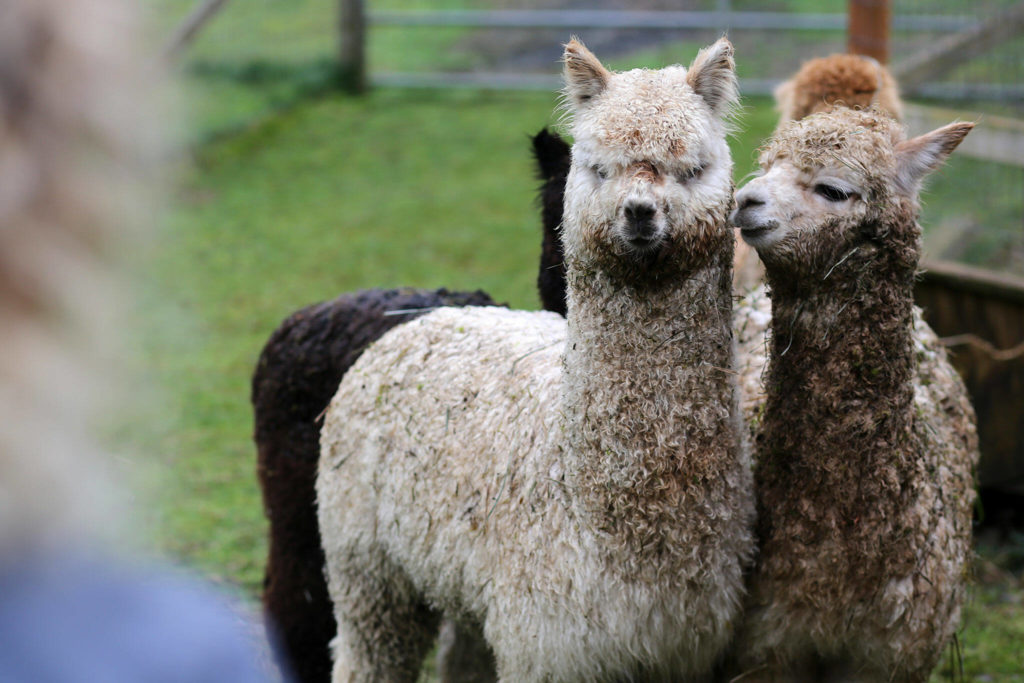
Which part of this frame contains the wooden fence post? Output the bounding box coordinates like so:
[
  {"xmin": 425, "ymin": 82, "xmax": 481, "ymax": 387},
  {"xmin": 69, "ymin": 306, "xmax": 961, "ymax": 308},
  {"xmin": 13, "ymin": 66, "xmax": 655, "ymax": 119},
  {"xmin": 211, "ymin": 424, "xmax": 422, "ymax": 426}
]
[
  {"xmin": 848, "ymin": 0, "xmax": 890, "ymax": 63},
  {"xmin": 339, "ymin": 0, "xmax": 367, "ymax": 93}
]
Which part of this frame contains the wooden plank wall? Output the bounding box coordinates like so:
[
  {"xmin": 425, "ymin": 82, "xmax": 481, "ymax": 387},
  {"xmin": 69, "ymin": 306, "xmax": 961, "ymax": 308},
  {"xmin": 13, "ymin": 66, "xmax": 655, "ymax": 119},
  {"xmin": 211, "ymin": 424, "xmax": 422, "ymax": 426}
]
[
  {"xmin": 916, "ymin": 260, "xmax": 1024, "ymax": 492},
  {"xmin": 904, "ymin": 104, "xmax": 1024, "ymax": 167}
]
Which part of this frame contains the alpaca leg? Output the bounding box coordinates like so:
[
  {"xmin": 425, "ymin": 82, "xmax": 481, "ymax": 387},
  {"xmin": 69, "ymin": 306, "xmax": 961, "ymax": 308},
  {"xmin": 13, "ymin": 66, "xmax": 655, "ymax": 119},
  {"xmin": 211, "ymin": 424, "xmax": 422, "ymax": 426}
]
[
  {"xmin": 728, "ymin": 656, "xmax": 885, "ymax": 683},
  {"xmin": 820, "ymin": 659, "xmax": 916, "ymax": 683},
  {"xmin": 727, "ymin": 664, "xmax": 814, "ymax": 683},
  {"xmin": 725, "ymin": 649, "xmax": 823, "ymax": 683},
  {"xmin": 260, "ymin": 451, "xmax": 335, "ymax": 683},
  {"xmin": 327, "ymin": 555, "xmax": 439, "ymax": 683},
  {"xmin": 436, "ymin": 618, "xmax": 497, "ymax": 683}
]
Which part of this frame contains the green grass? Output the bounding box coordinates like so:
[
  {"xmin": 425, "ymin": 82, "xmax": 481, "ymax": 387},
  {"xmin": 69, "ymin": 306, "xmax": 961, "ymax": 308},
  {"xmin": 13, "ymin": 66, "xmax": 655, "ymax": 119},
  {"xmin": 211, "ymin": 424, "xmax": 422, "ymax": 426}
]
[
  {"xmin": 933, "ymin": 541, "xmax": 1024, "ymax": 682},
  {"xmin": 919, "ymin": 154, "xmax": 1024, "ymax": 271},
  {"xmin": 152, "ymin": 0, "xmax": 487, "ymax": 141},
  {"xmin": 131, "ymin": 87, "xmax": 560, "ymax": 592},
  {"xmin": 949, "ymin": 585, "xmax": 1024, "ymax": 681},
  {"xmin": 127, "ymin": 2, "xmax": 1024, "ymax": 677},
  {"xmin": 128, "ymin": 83, "xmax": 775, "ymax": 590}
]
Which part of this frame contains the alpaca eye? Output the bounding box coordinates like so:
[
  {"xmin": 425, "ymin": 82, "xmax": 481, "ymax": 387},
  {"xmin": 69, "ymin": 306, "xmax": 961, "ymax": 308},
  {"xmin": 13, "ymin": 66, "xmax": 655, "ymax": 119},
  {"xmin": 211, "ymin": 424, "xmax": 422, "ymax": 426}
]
[
  {"xmin": 677, "ymin": 164, "xmax": 705, "ymax": 184},
  {"xmin": 815, "ymin": 184, "xmax": 851, "ymax": 202},
  {"xmin": 591, "ymin": 165, "xmax": 608, "ymax": 180}
]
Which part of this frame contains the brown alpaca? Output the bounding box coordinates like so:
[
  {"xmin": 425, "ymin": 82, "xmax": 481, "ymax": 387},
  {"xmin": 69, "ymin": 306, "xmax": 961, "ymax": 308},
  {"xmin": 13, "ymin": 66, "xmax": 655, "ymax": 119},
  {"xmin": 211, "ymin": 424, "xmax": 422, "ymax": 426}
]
[
  {"xmin": 774, "ymin": 53, "xmax": 903, "ymax": 126},
  {"xmin": 731, "ymin": 109, "xmax": 978, "ymax": 681},
  {"xmin": 734, "ymin": 53, "xmax": 906, "ymax": 290}
]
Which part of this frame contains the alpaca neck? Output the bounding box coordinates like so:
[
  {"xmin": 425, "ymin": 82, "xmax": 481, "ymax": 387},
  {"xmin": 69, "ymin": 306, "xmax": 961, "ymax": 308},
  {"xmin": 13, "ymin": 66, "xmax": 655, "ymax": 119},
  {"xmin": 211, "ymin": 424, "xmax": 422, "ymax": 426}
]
[
  {"xmin": 560, "ymin": 246, "xmax": 740, "ymax": 565},
  {"xmin": 758, "ymin": 232, "xmax": 919, "ymax": 550}
]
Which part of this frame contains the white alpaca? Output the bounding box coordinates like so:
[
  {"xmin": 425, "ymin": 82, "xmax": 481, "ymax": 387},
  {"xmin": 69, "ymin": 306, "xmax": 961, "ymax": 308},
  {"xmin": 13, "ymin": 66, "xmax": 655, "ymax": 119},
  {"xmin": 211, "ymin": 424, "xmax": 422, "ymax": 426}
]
[
  {"xmin": 731, "ymin": 108, "xmax": 979, "ymax": 682},
  {"xmin": 316, "ymin": 38, "xmax": 754, "ymax": 682}
]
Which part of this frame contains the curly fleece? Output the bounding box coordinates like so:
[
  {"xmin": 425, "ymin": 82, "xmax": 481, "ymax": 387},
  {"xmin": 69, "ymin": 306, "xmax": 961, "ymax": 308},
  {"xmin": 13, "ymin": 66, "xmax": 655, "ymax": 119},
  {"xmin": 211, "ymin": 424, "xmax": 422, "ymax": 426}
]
[
  {"xmin": 253, "ymin": 129, "xmax": 573, "ymax": 683},
  {"xmin": 316, "ymin": 39, "xmax": 754, "ymax": 681},
  {"xmin": 774, "ymin": 53, "xmax": 904, "ymax": 125},
  {"xmin": 253, "ymin": 287, "xmax": 498, "ymax": 683},
  {"xmin": 733, "ymin": 109, "xmax": 979, "ymax": 682}
]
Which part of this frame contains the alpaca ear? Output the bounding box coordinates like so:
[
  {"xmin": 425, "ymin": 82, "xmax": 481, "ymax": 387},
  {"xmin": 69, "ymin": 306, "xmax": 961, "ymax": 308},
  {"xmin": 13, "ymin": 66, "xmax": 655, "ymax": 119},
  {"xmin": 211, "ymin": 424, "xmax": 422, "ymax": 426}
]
[
  {"xmin": 532, "ymin": 128, "xmax": 572, "ymax": 180},
  {"xmin": 563, "ymin": 38, "xmax": 610, "ymax": 106},
  {"xmin": 894, "ymin": 122, "xmax": 974, "ymax": 196},
  {"xmin": 686, "ymin": 37, "xmax": 738, "ymax": 118}
]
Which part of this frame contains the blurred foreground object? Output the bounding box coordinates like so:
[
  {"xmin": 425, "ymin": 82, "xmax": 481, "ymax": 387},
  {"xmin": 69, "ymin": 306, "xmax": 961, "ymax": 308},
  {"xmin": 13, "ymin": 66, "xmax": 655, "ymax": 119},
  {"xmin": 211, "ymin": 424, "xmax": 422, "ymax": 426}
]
[{"xmin": 0, "ymin": 0, "xmax": 287, "ymax": 679}]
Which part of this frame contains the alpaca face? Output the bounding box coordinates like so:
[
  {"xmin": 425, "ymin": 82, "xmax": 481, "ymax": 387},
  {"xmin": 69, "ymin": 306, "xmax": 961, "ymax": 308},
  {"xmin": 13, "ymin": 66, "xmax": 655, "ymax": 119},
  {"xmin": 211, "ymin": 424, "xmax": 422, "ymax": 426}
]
[
  {"xmin": 560, "ymin": 38, "xmax": 738, "ymax": 274},
  {"xmin": 732, "ymin": 109, "xmax": 972, "ymax": 276},
  {"xmin": 731, "ymin": 156, "xmax": 874, "ymax": 268}
]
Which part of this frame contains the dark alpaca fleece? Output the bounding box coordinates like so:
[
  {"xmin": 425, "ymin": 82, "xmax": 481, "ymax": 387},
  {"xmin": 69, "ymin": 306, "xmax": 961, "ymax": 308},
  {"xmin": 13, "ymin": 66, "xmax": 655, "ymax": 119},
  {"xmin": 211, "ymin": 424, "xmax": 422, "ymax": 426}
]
[
  {"xmin": 737, "ymin": 115, "xmax": 978, "ymax": 681},
  {"xmin": 532, "ymin": 128, "xmax": 571, "ymax": 317},
  {"xmin": 253, "ymin": 130, "xmax": 571, "ymax": 683},
  {"xmin": 758, "ymin": 207, "xmax": 921, "ymax": 596},
  {"xmin": 254, "ymin": 287, "xmax": 497, "ymax": 683},
  {"xmin": 749, "ymin": 217, "xmax": 957, "ymax": 681}
]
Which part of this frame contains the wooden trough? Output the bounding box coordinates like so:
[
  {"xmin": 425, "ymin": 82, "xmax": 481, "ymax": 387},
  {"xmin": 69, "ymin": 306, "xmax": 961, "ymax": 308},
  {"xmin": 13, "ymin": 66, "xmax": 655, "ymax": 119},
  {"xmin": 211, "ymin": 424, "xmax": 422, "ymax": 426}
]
[{"xmin": 916, "ymin": 260, "xmax": 1024, "ymax": 497}]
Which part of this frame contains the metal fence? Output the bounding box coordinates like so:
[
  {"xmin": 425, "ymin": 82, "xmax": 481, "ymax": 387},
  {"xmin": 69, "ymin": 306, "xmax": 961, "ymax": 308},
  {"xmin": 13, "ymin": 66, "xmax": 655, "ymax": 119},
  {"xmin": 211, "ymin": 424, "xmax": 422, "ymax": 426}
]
[
  {"xmin": 358, "ymin": 1, "xmax": 1019, "ymax": 101},
  {"xmin": 892, "ymin": 0, "xmax": 1024, "ymax": 102}
]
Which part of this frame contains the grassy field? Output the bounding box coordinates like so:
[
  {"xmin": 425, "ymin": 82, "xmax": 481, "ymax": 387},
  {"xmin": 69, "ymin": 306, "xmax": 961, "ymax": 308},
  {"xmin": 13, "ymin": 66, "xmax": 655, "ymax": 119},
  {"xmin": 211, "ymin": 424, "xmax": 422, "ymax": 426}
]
[{"xmin": 127, "ymin": 3, "xmax": 1024, "ymax": 681}]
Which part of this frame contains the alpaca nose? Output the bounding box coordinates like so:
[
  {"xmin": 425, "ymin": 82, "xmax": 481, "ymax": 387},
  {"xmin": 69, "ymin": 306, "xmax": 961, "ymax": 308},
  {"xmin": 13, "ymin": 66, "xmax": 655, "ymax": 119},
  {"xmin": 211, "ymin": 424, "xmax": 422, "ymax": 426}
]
[
  {"xmin": 736, "ymin": 191, "xmax": 766, "ymax": 212},
  {"xmin": 624, "ymin": 201, "xmax": 657, "ymax": 239}
]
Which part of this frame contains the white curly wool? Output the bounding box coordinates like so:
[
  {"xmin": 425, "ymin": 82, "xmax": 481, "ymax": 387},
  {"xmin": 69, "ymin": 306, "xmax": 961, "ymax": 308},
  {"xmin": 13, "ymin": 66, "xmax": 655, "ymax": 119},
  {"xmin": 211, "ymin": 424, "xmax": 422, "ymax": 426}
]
[
  {"xmin": 319, "ymin": 300, "xmax": 750, "ymax": 680},
  {"xmin": 315, "ymin": 279, "xmax": 968, "ymax": 683},
  {"xmin": 317, "ymin": 37, "xmax": 754, "ymax": 682}
]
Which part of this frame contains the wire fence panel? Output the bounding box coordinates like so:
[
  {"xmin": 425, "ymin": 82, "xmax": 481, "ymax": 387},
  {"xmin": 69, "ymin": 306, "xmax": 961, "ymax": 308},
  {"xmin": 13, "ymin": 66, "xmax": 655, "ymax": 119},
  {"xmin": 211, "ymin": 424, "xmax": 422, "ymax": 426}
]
[
  {"xmin": 886, "ymin": 2, "xmax": 1024, "ymax": 279},
  {"xmin": 363, "ymin": 1, "xmax": 1024, "ymax": 279},
  {"xmin": 158, "ymin": 0, "xmax": 1024, "ymax": 277},
  {"xmin": 893, "ymin": 0, "xmax": 1024, "ymax": 105}
]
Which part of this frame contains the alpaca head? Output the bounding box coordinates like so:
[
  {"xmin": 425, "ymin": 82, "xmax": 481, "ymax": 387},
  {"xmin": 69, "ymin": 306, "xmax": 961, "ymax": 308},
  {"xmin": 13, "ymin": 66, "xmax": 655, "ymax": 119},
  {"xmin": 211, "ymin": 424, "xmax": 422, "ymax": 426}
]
[
  {"xmin": 732, "ymin": 108, "xmax": 971, "ymax": 279},
  {"xmin": 774, "ymin": 53, "xmax": 904, "ymax": 126},
  {"xmin": 560, "ymin": 38, "xmax": 738, "ymax": 279}
]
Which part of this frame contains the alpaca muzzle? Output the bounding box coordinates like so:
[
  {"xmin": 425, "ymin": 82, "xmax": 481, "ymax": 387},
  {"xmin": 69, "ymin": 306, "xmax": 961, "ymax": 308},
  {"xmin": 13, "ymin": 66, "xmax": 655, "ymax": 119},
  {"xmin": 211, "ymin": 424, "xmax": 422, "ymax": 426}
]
[
  {"xmin": 732, "ymin": 187, "xmax": 779, "ymax": 246},
  {"xmin": 622, "ymin": 200, "xmax": 662, "ymax": 250}
]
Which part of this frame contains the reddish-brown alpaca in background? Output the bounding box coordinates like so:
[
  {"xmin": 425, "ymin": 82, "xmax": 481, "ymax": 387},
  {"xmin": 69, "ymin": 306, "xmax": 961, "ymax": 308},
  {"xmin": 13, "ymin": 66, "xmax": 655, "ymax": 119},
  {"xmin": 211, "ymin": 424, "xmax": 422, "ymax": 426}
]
[{"xmin": 775, "ymin": 52, "xmax": 903, "ymax": 125}]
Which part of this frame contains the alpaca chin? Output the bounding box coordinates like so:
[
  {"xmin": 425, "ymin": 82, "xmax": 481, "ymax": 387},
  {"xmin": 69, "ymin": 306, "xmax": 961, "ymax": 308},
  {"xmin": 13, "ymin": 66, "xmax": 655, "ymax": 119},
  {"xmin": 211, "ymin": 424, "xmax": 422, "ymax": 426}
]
[{"xmin": 614, "ymin": 221, "xmax": 667, "ymax": 258}]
